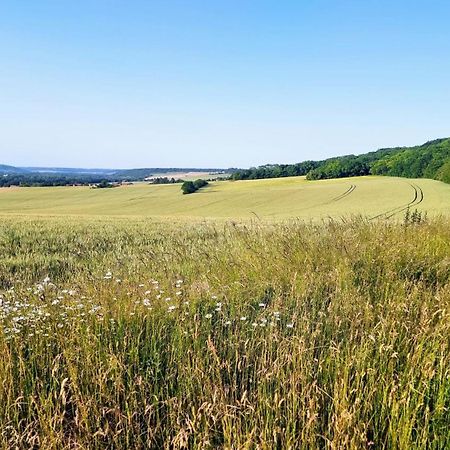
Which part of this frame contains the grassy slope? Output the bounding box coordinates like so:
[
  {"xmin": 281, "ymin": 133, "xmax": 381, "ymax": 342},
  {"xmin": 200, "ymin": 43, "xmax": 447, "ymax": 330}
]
[{"xmin": 0, "ymin": 176, "xmax": 449, "ymax": 219}]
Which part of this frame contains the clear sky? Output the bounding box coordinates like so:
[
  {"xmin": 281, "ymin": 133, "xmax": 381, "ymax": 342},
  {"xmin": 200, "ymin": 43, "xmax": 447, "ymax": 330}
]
[{"xmin": 1, "ymin": 1, "xmax": 449, "ymax": 169}]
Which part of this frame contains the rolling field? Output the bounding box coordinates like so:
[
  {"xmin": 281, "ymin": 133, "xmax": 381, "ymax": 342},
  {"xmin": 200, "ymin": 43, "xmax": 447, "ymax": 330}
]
[
  {"xmin": 0, "ymin": 176, "xmax": 449, "ymax": 220},
  {"xmin": 0, "ymin": 177, "xmax": 449, "ymax": 448}
]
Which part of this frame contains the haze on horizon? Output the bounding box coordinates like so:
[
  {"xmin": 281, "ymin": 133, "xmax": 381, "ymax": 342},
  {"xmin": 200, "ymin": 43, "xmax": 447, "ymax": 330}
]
[{"xmin": 1, "ymin": 0, "xmax": 449, "ymax": 170}]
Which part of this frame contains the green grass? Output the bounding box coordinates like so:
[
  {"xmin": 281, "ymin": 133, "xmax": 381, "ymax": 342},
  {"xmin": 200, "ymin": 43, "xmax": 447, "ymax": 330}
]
[
  {"xmin": 0, "ymin": 175, "xmax": 449, "ymax": 219},
  {"xmin": 0, "ymin": 216, "xmax": 449, "ymax": 449}
]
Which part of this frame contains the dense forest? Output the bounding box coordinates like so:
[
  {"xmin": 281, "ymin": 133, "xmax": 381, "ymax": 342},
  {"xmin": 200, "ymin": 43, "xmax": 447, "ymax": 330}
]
[{"xmin": 231, "ymin": 138, "xmax": 450, "ymax": 183}]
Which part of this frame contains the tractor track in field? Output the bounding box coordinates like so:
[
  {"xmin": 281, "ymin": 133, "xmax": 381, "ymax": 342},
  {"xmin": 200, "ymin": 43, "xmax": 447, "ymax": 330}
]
[
  {"xmin": 296, "ymin": 184, "xmax": 357, "ymax": 213},
  {"xmin": 329, "ymin": 184, "xmax": 356, "ymax": 203},
  {"xmin": 370, "ymin": 183, "xmax": 424, "ymax": 220}
]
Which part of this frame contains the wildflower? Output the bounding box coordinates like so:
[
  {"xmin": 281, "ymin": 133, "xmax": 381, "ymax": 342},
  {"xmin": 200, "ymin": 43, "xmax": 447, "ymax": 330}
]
[
  {"xmin": 205, "ymin": 313, "xmax": 213, "ymax": 319},
  {"xmin": 176, "ymin": 291, "xmax": 182, "ymax": 296},
  {"xmin": 286, "ymin": 323, "xmax": 294, "ymax": 329},
  {"xmin": 168, "ymin": 305, "xmax": 176, "ymax": 312},
  {"xmin": 240, "ymin": 316, "xmax": 247, "ymax": 321},
  {"xmin": 143, "ymin": 299, "xmax": 151, "ymax": 307},
  {"xmin": 224, "ymin": 320, "xmax": 231, "ymax": 326}
]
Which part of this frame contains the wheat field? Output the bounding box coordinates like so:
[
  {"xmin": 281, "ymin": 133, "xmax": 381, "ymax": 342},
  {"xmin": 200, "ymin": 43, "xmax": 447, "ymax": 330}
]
[
  {"xmin": 0, "ymin": 176, "xmax": 448, "ymax": 220},
  {"xmin": 0, "ymin": 214, "xmax": 449, "ymax": 449}
]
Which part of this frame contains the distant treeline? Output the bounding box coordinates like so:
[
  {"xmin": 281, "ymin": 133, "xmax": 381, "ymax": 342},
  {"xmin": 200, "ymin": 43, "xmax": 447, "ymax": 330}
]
[
  {"xmin": 231, "ymin": 161, "xmax": 320, "ymax": 180},
  {"xmin": 231, "ymin": 138, "xmax": 450, "ymax": 184},
  {"xmin": 149, "ymin": 177, "xmax": 184, "ymax": 184},
  {"xmin": 0, "ymin": 173, "xmax": 207, "ymax": 187},
  {"xmin": 0, "ymin": 174, "xmax": 108, "ymax": 187}
]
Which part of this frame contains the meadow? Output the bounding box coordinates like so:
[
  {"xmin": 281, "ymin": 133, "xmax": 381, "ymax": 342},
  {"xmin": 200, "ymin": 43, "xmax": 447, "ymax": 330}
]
[{"xmin": 0, "ymin": 177, "xmax": 449, "ymax": 449}]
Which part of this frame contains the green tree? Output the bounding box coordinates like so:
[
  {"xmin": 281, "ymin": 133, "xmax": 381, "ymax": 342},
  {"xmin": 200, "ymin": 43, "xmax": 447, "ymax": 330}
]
[{"xmin": 181, "ymin": 181, "xmax": 196, "ymax": 194}]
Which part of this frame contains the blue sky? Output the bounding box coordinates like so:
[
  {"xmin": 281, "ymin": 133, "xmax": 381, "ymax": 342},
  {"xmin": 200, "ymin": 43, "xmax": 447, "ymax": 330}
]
[{"xmin": 1, "ymin": 1, "xmax": 449, "ymax": 168}]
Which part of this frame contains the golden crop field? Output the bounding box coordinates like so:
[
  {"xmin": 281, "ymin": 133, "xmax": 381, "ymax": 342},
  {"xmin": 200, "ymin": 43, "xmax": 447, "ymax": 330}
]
[
  {"xmin": 0, "ymin": 177, "xmax": 449, "ymax": 449},
  {"xmin": 0, "ymin": 176, "xmax": 448, "ymax": 220}
]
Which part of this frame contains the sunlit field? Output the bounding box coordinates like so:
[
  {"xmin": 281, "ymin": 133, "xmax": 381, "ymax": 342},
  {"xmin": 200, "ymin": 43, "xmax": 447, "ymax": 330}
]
[
  {"xmin": 0, "ymin": 215, "xmax": 449, "ymax": 449},
  {"xmin": 0, "ymin": 176, "xmax": 449, "ymax": 220}
]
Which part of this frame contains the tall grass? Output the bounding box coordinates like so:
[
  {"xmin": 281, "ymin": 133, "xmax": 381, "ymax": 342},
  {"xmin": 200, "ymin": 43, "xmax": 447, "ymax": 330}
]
[{"xmin": 0, "ymin": 217, "xmax": 449, "ymax": 449}]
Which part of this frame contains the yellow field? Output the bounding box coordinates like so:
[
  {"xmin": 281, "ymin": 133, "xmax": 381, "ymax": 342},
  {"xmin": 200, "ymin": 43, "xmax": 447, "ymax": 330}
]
[
  {"xmin": 0, "ymin": 176, "xmax": 448, "ymax": 220},
  {"xmin": 0, "ymin": 178, "xmax": 449, "ymax": 448}
]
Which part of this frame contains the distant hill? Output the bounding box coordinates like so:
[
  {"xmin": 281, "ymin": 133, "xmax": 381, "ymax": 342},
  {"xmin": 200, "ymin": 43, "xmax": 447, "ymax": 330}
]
[
  {"xmin": 22, "ymin": 167, "xmax": 116, "ymax": 176},
  {"xmin": 0, "ymin": 165, "xmax": 229, "ymax": 187},
  {"xmin": 232, "ymin": 138, "xmax": 450, "ymax": 184},
  {"xmin": 17, "ymin": 167, "xmax": 227, "ymax": 179},
  {"xmin": 0, "ymin": 164, "xmax": 28, "ymax": 174},
  {"xmin": 113, "ymin": 167, "xmax": 227, "ymax": 179}
]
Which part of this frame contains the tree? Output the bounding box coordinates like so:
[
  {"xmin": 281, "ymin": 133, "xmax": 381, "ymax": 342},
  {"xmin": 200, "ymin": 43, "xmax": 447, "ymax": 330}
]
[
  {"xmin": 193, "ymin": 179, "xmax": 208, "ymax": 189},
  {"xmin": 181, "ymin": 181, "xmax": 196, "ymax": 194},
  {"xmin": 181, "ymin": 179, "xmax": 209, "ymax": 194}
]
